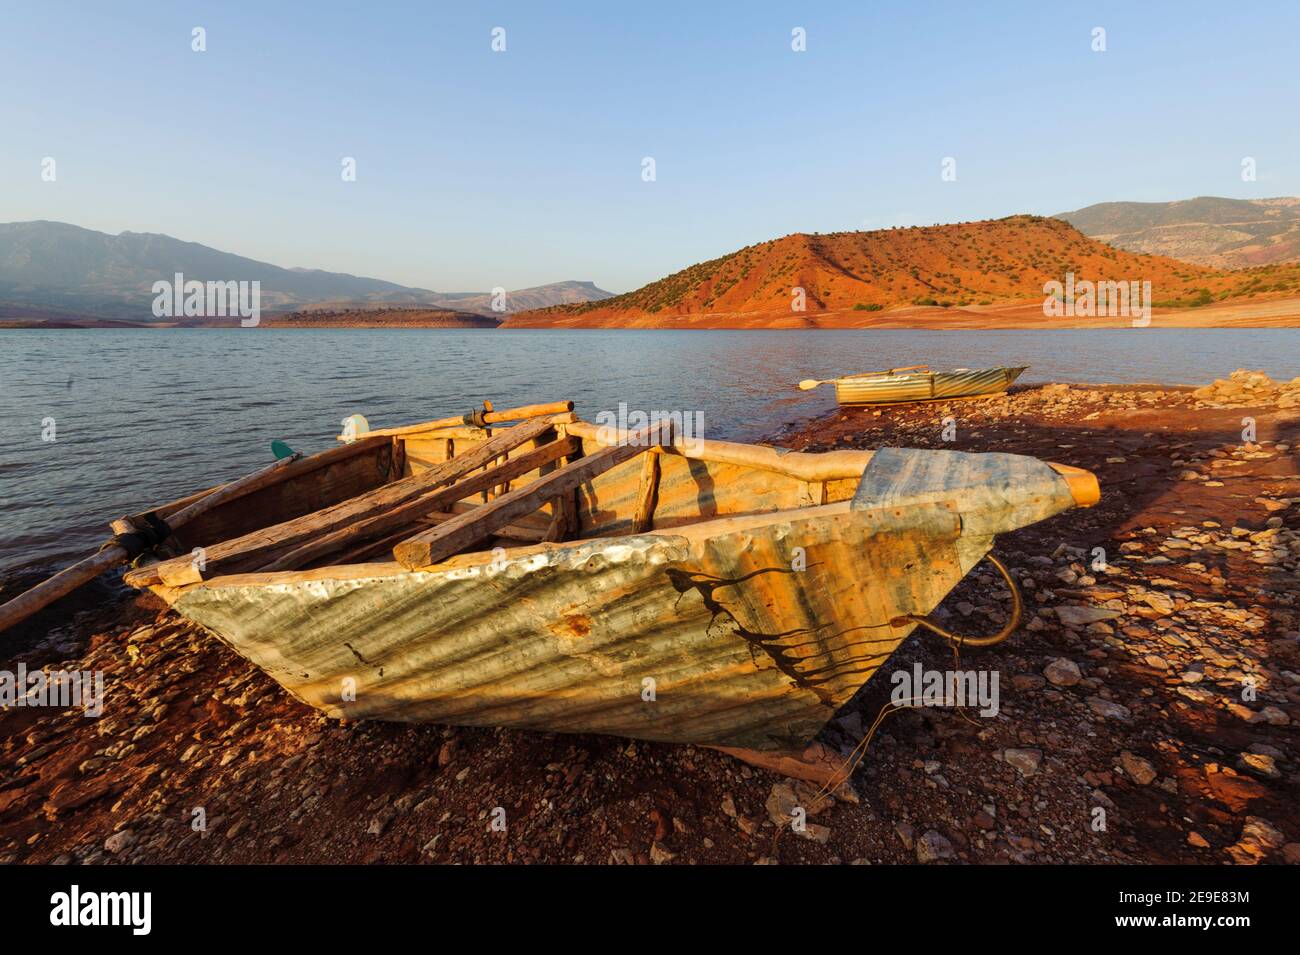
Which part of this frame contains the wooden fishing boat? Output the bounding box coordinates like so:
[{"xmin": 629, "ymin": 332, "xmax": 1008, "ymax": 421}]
[
  {"xmin": 49, "ymin": 398, "xmax": 1099, "ymax": 760},
  {"xmin": 801, "ymin": 365, "xmax": 1028, "ymax": 405}
]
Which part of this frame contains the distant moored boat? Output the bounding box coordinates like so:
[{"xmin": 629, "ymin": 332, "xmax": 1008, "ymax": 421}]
[{"xmin": 800, "ymin": 365, "xmax": 1028, "ymax": 406}]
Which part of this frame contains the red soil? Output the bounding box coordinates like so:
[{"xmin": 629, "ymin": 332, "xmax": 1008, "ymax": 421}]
[{"xmin": 505, "ymin": 216, "xmax": 1300, "ymax": 329}]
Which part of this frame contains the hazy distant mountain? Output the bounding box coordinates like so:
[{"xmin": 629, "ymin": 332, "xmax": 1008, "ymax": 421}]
[
  {"xmin": 1056, "ymin": 197, "xmax": 1300, "ymax": 268},
  {"xmin": 428, "ymin": 281, "xmax": 615, "ymax": 314},
  {"xmin": 0, "ymin": 221, "xmax": 612, "ymax": 319}
]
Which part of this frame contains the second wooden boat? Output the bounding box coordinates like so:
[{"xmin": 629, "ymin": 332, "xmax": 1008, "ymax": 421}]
[
  {"xmin": 106, "ymin": 399, "xmax": 1098, "ymax": 757},
  {"xmin": 807, "ymin": 365, "xmax": 1027, "ymax": 405}
]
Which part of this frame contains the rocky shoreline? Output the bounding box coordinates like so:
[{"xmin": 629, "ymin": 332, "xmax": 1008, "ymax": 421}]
[{"xmin": 2, "ymin": 372, "xmax": 1297, "ymax": 865}]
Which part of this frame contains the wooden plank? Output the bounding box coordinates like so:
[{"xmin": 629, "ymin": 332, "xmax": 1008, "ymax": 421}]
[
  {"xmin": 165, "ymin": 453, "xmax": 305, "ymax": 527},
  {"xmin": 329, "ymin": 508, "xmax": 549, "ymax": 566},
  {"xmin": 402, "ymin": 434, "xmax": 466, "ymax": 475},
  {"xmin": 259, "ymin": 435, "xmax": 579, "ymax": 572},
  {"xmin": 416, "ymin": 512, "xmax": 549, "ymax": 542},
  {"xmin": 336, "ymin": 400, "xmax": 573, "ymax": 441},
  {"xmin": 0, "ymin": 441, "xmax": 374, "ymax": 633},
  {"xmin": 143, "ymin": 447, "xmax": 393, "ymax": 567},
  {"xmin": 135, "ymin": 434, "xmax": 389, "ymax": 523},
  {"xmin": 0, "ymin": 547, "xmax": 128, "ymax": 632},
  {"xmin": 631, "ymin": 450, "xmax": 661, "ymax": 533},
  {"xmin": 149, "ymin": 413, "xmax": 573, "ymax": 586},
  {"xmin": 393, "ymin": 426, "xmax": 665, "ymax": 570},
  {"xmin": 709, "ymin": 742, "xmax": 845, "ymax": 787},
  {"xmin": 566, "ymin": 420, "xmax": 875, "ymax": 483}
]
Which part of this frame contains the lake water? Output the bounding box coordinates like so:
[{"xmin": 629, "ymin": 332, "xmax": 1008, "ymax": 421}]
[{"xmin": 1, "ymin": 327, "xmax": 1296, "ymax": 575}]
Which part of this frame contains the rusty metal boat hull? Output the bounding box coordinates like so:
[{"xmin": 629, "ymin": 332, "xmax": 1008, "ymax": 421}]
[{"xmin": 160, "ymin": 441, "xmax": 1094, "ymax": 752}]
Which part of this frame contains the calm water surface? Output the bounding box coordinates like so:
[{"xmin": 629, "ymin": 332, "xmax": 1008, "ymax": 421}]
[{"xmin": 1, "ymin": 328, "xmax": 1296, "ymax": 574}]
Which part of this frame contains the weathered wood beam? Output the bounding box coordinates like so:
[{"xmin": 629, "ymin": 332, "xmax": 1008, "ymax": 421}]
[
  {"xmin": 0, "ymin": 445, "xmax": 352, "ymax": 632},
  {"xmin": 708, "ymin": 742, "xmax": 846, "ymax": 787},
  {"xmin": 336, "ymin": 400, "xmax": 574, "ymax": 442},
  {"xmin": 631, "ymin": 450, "xmax": 661, "ymax": 533},
  {"xmin": 147, "ymin": 413, "xmax": 573, "ymax": 586},
  {"xmin": 393, "ymin": 425, "xmax": 666, "ymax": 570},
  {"xmin": 328, "ymin": 507, "xmax": 550, "ymax": 566},
  {"xmin": 259, "ymin": 435, "xmax": 579, "ymax": 572},
  {"xmin": 566, "ymin": 420, "xmax": 875, "ymax": 483},
  {"xmin": 416, "ymin": 512, "xmax": 549, "ymax": 542},
  {"xmin": 164, "ymin": 451, "xmax": 305, "ymax": 527}
]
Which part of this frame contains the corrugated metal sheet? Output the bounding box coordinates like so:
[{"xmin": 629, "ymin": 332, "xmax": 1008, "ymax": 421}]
[{"xmin": 174, "ymin": 501, "xmax": 969, "ymax": 751}]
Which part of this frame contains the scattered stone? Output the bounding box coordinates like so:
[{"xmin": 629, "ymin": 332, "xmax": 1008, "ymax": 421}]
[
  {"xmin": 1225, "ymin": 816, "xmax": 1286, "ymax": 864},
  {"xmin": 1119, "ymin": 751, "xmax": 1158, "ymax": 785},
  {"xmin": 895, "ymin": 822, "xmax": 915, "ymax": 850},
  {"xmin": 104, "ymin": 830, "xmax": 136, "ymax": 854},
  {"xmin": 1237, "ymin": 752, "xmax": 1281, "ymax": 779},
  {"xmin": 368, "ymin": 807, "xmax": 396, "ymax": 836},
  {"xmin": 1043, "ymin": 658, "xmax": 1082, "ymax": 687},
  {"xmin": 1003, "ymin": 748, "xmax": 1043, "ymax": 777},
  {"xmin": 1087, "ymin": 697, "xmax": 1132, "ymax": 721},
  {"xmin": 1259, "ymin": 706, "xmax": 1290, "ymax": 726},
  {"xmin": 649, "ymin": 841, "xmax": 677, "ymax": 864},
  {"xmin": 796, "ymin": 823, "xmax": 831, "ymax": 844},
  {"xmin": 1056, "ymin": 606, "xmax": 1123, "ymax": 628},
  {"xmin": 915, "ymin": 830, "xmax": 956, "ymax": 863}
]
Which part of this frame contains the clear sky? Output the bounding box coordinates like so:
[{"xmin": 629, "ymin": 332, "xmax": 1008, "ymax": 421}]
[{"xmin": 3, "ymin": 1, "xmax": 1297, "ymax": 293}]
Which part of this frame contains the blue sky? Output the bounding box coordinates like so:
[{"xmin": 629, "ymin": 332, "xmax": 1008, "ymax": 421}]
[{"xmin": 3, "ymin": 1, "xmax": 1297, "ymax": 292}]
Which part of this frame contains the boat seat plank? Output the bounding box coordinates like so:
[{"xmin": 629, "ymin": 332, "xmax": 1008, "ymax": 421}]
[
  {"xmin": 148, "ymin": 413, "xmax": 573, "ymax": 586},
  {"xmin": 259, "ymin": 435, "xmax": 579, "ymax": 572},
  {"xmin": 393, "ymin": 427, "xmax": 667, "ymax": 570}
]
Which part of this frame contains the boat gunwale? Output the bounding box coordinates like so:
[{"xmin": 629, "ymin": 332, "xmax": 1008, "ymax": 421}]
[
  {"xmin": 135, "ymin": 407, "xmax": 1098, "ymax": 598},
  {"xmin": 167, "ymin": 499, "xmax": 867, "ymax": 593},
  {"xmin": 141, "ymin": 463, "xmax": 1096, "ymax": 596},
  {"xmin": 836, "ymin": 364, "xmax": 1027, "ymax": 382}
]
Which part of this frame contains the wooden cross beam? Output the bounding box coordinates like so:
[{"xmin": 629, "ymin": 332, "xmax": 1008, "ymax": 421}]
[{"xmin": 393, "ymin": 422, "xmax": 671, "ymax": 570}]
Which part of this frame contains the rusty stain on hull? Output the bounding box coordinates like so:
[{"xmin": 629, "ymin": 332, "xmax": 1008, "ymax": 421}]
[{"xmin": 174, "ymin": 501, "xmax": 969, "ymax": 750}]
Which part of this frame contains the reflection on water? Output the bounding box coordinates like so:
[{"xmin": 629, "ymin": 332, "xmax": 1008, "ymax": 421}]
[{"xmin": 0, "ymin": 327, "xmax": 1296, "ymax": 572}]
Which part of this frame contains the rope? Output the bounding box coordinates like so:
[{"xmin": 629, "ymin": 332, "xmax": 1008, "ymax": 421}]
[
  {"xmin": 813, "ymin": 555, "xmax": 1016, "ymax": 801},
  {"xmin": 813, "ymin": 638, "xmax": 981, "ymax": 803},
  {"xmin": 99, "ymin": 512, "xmax": 173, "ymax": 560}
]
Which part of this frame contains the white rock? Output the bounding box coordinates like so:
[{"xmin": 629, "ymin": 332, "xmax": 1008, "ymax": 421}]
[{"xmin": 1056, "ymin": 606, "xmax": 1123, "ymax": 628}]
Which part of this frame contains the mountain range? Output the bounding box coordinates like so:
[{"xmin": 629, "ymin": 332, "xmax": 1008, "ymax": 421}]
[
  {"xmin": 505, "ymin": 215, "xmax": 1300, "ymax": 328},
  {"xmin": 1056, "ymin": 196, "xmax": 1300, "ymax": 268},
  {"xmin": 5, "ymin": 205, "xmax": 1300, "ymax": 331},
  {"xmin": 0, "ymin": 221, "xmax": 612, "ymax": 320}
]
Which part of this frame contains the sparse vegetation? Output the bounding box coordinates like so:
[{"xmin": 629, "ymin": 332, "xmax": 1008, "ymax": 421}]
[{"xmin": 523, "ymin": 214, "xmax": 1300, "ymax": 324}]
